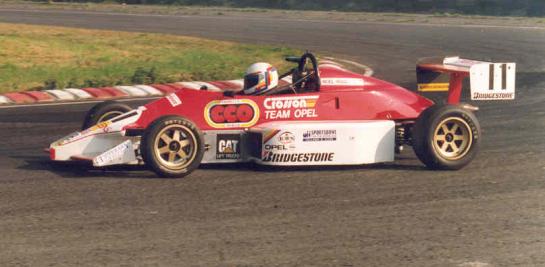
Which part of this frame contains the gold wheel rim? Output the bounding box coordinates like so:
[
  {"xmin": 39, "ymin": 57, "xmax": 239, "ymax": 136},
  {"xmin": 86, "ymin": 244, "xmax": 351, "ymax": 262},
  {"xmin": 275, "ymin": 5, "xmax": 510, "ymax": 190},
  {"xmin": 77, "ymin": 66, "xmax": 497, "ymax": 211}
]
[
  {"xmin": 97, "ymin": 111, "xmax": 125, "ymax": 123},
  {"xmin": 153, "ymin": 124, "xmax": 197, "ymax": 170},
  {"xmin": 433, "ymin": 117, "xmax": 473, "ymax": 161}
]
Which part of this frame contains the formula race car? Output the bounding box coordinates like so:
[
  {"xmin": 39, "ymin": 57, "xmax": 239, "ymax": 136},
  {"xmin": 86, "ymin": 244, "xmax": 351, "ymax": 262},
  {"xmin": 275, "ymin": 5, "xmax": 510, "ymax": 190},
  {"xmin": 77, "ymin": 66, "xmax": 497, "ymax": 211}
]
[{"xmin": 49, "ymin": 52, "xmax": 516, "ymax": 178}]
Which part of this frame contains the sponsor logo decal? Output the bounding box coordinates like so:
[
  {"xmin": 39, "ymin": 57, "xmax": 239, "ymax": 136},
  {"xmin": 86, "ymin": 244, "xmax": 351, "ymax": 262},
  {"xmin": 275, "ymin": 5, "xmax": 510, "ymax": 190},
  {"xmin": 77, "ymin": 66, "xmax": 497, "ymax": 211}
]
[
  {"xmin": 93, "ymin": 140, "xmax": 133, "ymax": 166},
  {"xmin": 166, "ymin": 93, "xmax": 182, "ymax": 107},
  {"xmin": 416, "ymin": 66, "xmax": 450, "ymax": 92},
  {"xmin": 472, "ymin": 92, "xmax": 515, "ymax": 100},
  {"xmin": 417, "ymin": 83, "xmax": 449, "ymax": 92},
  {"xmin": 321, "ymin": 78, "xmax": 364, "ymax": 87},
  {"xmin": 263, "ymin": 95, "xmax": 319, "ymax": 120},
  {"xmin": 79, "ymin": 121, "xmax": 111, "ymax": 136},
  {"xmin": 204, "ymin": 99, "xmax": 260, "ymax": 128},
  {"xmin": 262, "ymin": 152, "xmax": 334, "ymax": 163},
  {"xmin": 470, "ymin": 63, "xmax": 515, "ymax": 100},
  {"xmin": 278, "ymin": 131, "xmax": 295, "ymax": 144},
  {"xmin": 264, "ymin": 144, "xmax": 291, "ymax": 151},
  {"xmin": 262, "ymin": 131, "xmax": 296, "ymax": 151},
  {"xmin": 303, "ymin": 129, "xmax": 337, "ymax": 142},
  {"xmin": 216, "ymin": 134, "xmax": 241, "ymax": 160},
  {"xmin": 91, "ymin": 121, "xmax": 110, "ymax": 131}
]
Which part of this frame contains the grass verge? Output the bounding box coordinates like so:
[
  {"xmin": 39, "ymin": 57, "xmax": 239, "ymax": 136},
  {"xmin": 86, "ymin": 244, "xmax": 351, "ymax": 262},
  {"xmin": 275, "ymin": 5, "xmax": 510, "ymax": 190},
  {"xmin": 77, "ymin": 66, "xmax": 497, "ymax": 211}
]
[
  {"xmin": 0, "ymin": 23, "xmax": 299, "ymax": 93},
  {"xmin": 0, "ymin": 1, "xmax": 543, "ymax": 28}
]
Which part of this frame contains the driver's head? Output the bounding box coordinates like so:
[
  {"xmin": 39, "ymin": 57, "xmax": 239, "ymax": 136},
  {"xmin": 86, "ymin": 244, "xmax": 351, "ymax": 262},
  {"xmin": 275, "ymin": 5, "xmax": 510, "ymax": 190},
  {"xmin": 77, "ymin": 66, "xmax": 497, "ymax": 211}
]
[{"xmin": 243, "ymin": 62, "xmax": 278, "ymax": 95}]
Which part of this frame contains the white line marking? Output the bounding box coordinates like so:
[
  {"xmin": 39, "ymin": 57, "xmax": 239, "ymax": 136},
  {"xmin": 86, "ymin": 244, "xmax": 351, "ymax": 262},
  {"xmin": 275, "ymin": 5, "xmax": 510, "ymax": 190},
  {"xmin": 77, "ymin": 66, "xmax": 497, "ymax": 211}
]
[
  {"xmin": 320, "ymin": 60, "xmax": 343, "ymax": 66},
  {"xmin": 320, "ymin": 63, "xmax": 345, "ymax": 70},
  {"xmin": 459, "ymin": 261, "xmax": 491, "ymax": 267}
]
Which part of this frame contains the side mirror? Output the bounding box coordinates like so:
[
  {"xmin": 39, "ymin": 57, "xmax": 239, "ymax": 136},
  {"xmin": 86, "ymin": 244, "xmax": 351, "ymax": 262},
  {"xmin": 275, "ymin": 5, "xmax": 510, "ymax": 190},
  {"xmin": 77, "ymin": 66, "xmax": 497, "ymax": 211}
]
[{"xmin": 285, "ymin": 56, "xmax": 301, "ymax": 63}]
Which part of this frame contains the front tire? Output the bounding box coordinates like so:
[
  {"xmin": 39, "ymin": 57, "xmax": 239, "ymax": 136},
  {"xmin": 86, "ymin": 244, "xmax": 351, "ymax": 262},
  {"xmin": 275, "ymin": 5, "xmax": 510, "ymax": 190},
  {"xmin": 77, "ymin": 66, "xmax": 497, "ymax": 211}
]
[
  {"xmin": 413, "ymin": 104, "xmax": 481, "ymax": 170},
  {"xmin": 140, "ymin": 116, "xmax": 204, "ymax": 178},
  {"xmin": 82, "ymin": 101, "xmax": 132, "ymax": 130}
]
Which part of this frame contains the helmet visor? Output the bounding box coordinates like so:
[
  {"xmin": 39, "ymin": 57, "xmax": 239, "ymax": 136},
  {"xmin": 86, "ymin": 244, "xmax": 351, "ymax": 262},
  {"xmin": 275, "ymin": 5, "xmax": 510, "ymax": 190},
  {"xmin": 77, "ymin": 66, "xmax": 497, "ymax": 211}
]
[{"xmin": 244, "ymin": 72, "xmax": 265, "ymax": 90}]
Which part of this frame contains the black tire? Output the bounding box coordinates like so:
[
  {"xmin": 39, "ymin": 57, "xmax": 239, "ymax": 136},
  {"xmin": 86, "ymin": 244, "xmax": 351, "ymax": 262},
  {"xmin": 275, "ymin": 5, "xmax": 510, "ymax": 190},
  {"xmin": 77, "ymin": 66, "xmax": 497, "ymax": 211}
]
[
  {"xmin": 82, "ymin": 101, "xmax": 132, "ymax": 130},
  {"xmin": 412, "ymin": 104, "xmax": 481, "ymax": 170},
  {"xmin": 140, "ymin": 116, "xmax": 204, "ymax": 178}
]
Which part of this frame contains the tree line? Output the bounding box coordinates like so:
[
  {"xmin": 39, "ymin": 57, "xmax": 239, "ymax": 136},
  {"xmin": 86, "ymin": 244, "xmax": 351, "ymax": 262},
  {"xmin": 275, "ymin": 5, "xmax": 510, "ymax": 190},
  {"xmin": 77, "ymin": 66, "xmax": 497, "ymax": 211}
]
[{"xmin": 45, "ymin": 0, "xmax": 545, "ymax": 17}]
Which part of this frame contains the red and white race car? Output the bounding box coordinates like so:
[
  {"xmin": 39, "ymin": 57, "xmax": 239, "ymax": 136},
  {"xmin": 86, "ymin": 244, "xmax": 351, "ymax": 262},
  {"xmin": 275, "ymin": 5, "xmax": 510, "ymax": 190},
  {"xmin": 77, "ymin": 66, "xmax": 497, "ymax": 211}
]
[{"xmin": 49, "ymin": 52, "xmax": 516, "ymax": 178}]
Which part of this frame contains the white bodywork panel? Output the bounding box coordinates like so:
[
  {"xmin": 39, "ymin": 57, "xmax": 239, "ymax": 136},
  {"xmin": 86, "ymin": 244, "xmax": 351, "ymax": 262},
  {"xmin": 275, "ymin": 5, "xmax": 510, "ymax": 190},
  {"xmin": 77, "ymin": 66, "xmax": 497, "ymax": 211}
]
[
  {"xmin": 50, "ymin": 108, "xmax": 144, "ymax": 166},
  {"xmin": 201, "ymin": 121, "xmax": 395, "ymax": 165},
  {"xmin": 251, "ymin": 121, "xmax": 395, "ymax": 166}
]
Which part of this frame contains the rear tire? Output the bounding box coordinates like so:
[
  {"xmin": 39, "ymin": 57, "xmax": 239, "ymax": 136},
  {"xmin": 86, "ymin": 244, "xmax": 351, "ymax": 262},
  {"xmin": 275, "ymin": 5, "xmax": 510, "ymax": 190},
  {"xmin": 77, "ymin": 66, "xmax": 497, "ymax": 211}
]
[
  {"xmin": 82, "ymin": 101, "xmax": 132, "ymax": 130},
  {"xmin": 413, "ymin": 104, "xmax": 481, "ymax": 170},
  {"xmin": 140, "ymin": 116, "xmax": 204, "ymax": 178}
]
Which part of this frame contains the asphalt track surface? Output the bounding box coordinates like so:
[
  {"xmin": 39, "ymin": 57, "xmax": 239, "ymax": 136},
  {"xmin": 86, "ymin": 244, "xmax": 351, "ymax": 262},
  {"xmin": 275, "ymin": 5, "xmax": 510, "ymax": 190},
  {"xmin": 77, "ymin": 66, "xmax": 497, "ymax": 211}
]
[{"xmin": 0, "ymin": 9, "xmax": 544, "ymax": 266}]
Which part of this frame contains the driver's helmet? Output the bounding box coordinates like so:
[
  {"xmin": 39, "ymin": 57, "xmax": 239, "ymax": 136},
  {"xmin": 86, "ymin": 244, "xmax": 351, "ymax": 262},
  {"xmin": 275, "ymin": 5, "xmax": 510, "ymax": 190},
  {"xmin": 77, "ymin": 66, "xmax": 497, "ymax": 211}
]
[{"xmin": 243, "ymin": 62, "xmax": 279, "ymax": 95}]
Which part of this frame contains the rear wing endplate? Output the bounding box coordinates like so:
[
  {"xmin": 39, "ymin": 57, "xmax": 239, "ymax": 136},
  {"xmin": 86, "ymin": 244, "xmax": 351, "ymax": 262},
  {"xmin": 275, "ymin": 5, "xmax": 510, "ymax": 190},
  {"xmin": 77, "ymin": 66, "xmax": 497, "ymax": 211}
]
[{"xmin": 417, "ymin": 56, "xmax": 516, "ymax": 103}]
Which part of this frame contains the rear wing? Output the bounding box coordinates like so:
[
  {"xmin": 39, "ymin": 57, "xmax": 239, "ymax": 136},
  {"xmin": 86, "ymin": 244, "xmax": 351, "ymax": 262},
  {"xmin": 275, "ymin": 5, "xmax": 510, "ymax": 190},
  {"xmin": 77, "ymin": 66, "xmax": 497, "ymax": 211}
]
[{"xmin": 417, "ymin": 57, "xmax": 516, "ymax": 104}]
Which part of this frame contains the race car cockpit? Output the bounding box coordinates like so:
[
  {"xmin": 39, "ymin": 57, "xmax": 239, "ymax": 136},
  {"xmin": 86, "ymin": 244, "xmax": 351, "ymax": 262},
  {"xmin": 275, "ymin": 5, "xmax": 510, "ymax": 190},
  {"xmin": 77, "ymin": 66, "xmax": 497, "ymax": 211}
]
[
  {"xmin": 234, "ymin": 52, "xmax": 321, "ymax": 97},
  {"xmin": 271, "ymin": 52, "xmax": 321, "ymax": 95}
]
